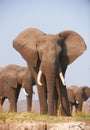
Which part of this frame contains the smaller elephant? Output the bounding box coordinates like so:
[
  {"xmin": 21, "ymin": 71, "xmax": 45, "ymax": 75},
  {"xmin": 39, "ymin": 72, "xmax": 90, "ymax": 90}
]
[
  {"xmin": 67, "ymin": 85, "xmax": 90, "ymax": 113},
  {"xmin": 0, "ymin": 64, "xmax": 35, "ymax": 112},
  {"xmin": 67, "ymin": 85, "xmax": 79, "ymax": 113},
  {"xmin": 74, "ymin": 86, "xmax": 90, "ymax": 112}
]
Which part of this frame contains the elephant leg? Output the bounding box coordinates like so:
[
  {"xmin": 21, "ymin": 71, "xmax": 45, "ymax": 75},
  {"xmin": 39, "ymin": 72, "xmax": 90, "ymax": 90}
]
[
  {"xmin": 59, "ymin": 82, "xmax": 71, "ymax": 116},
  {"xmin": 27, "ymin": 94, "xmax": 32, "ymax": 112},
  {"xmin": 5, "ymin": 84, "xmax": 21, "ymax": 112},
  {"xmin": 54, "ymin": 87, "xmax": 58, "ymax": 115},
  {"xmin": 9, "ymin": 97, "xmax": 17, "ymax": 112},
  {"xmin": 69, "ymin": 103, "xmax": 76, "ymax": 114},
  {"xmin": 79, "ymin": 103, "xmax": 83, "ymax": 112},
  {"xmin": 76, "ymin": 102, "xmax": 82, "ymax": 112},
  {"xmin": 0, "ymin": 97, "xmax": 5, "ymax": 112},
  {"xmin": 8, "ymin": 91, "xmax": 17, "ymax": 112},
  {"xmin": 37, "ymin": 83, "xmax": 48, "ymax": 114},
  {"xmin": 28, "ymin": 65, "xmax": 48, "ymax": 114},
  {"xmin": 54, "ymin": 79, "xmax": 60, "ymax": 115},
  {"xmin": 70, "ymin": 104, "xmax": 73, "ymax": 113}
]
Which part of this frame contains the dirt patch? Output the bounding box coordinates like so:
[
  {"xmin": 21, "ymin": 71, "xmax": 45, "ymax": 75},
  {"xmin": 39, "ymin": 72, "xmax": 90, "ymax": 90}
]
[
  {"xmin": 0, "ymin": 112, "xmax": 90, "ymax": 130},
  {"xmin": 0, "ymin": 120, "xmax": 90, "ymax": 130}
]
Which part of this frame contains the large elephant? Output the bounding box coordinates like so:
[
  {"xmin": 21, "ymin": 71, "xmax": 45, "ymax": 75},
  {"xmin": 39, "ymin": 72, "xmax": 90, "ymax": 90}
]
[
  {"xmin": 0, "ymin": 64, "xmax": 35, "ymax": 112},
  {"xmin": 13, "ymin": 28, "xmax": 86, "ymax": 116}
]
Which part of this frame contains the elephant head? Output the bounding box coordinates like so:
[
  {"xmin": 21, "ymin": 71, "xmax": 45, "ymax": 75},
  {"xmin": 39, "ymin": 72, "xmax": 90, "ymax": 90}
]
[
  {"xmin": 13, "ymin": 28, "xmax": 86, "ymax": 116},
  {"xmin": 74, "ymin": 86, "xmax": 90, "ymax": 111},
  {"xmin": 2, "ymin": 64, "xmax": 29, "ymax": 95}
]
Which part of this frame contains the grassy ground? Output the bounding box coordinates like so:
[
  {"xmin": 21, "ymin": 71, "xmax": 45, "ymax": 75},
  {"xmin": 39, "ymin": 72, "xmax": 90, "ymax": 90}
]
[{"xmin": 0, "ymin": 112, "xmax": 90, "ymax": 123}]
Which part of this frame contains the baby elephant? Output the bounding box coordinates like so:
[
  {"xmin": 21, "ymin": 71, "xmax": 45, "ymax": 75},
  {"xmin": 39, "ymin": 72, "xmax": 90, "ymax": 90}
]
[{"xmin": 0, "ymin": 64, "xmax": 35, "ymax": 112}]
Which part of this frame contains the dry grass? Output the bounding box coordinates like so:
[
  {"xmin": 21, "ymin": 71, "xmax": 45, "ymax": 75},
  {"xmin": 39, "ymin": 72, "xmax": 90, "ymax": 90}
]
[{"xmin": 0, "ymin": 112, "xmax": 90, "ymax": 124}]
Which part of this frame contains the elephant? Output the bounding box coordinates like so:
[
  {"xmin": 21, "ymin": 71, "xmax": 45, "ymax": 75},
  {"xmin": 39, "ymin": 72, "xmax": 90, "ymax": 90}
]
[
  {"xmin": 67, "ymin": 85, "xmax": 90, "ymax": 113},
  {"xmin": 0, "ymin": 64, "xmax": 35, "ymax": 112},
  {"xmin": 13, "ymin": 27, "xmax": 86, "ymax": 116},
  {"xmin": 74, "ymin": 86, "xmax": 90, "ymax": 112},
  {"xmin": 67, "ymin": 85, "xmax": 79, "ymax": 113}
]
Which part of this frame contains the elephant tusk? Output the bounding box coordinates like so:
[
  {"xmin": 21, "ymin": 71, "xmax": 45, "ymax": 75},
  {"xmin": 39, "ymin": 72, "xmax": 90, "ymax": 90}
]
[
  {"xmin": 76, "ymin": 100, "xmax": 79, "ymax": 104},
  {"xmin": 59, "ymin": 72, "xmax": 66, "ymax": 86},
  {"xmin": 37, "ymin": 70, "xmax": 43, "ymax": 86},
  {"xmin": 22, "ymin": 88, "xmax": 28, "ymax": 96}
]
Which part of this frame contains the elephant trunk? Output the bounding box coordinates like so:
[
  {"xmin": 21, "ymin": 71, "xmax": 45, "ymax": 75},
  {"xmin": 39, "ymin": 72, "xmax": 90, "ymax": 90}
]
[
  {"xmin": 46, "ymin": 64, "xmax": 56, "ymax": 116},
  {"xmin": 37, "ymin": 61, "xmax": 58, "ymax": 115}
]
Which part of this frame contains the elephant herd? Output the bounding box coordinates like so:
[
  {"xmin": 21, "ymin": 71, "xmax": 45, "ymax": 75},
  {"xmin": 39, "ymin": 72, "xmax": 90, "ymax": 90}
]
[{"xmin": 0, "ymin": 27, "xmax": 87, "ymax": 116}]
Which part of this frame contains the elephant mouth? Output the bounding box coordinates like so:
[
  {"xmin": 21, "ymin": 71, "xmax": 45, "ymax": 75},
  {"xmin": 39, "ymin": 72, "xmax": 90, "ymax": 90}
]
[{"xmin": 37, "ymin": 70, "xmax": 66, "ymax": 86}]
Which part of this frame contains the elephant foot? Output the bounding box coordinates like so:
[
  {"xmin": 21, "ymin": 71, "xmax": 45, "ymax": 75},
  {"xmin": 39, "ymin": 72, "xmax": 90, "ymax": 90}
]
[
  {"xmin": 40, "ymin": 107, "xmax": 48, "ymax": 115},
  {"xmin": 40, "ymin": 110, "xmax": 48, "ymax": 115},
  {"xmin": 61, "ymin": 109, "xmax": 71, "ymax": 116}
]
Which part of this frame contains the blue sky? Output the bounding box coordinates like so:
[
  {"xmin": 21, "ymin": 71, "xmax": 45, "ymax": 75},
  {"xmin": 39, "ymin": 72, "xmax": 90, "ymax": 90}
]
[{"xmin": 0, "ymin": 0, "xmax": 90, "ymax": 100}]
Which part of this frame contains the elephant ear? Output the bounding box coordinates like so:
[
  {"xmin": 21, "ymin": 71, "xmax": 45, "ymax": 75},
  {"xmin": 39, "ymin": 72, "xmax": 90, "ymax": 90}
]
[
  {"xmin": 13, "ymin": 28, "xmax": 45, "ymax": 67},
  {"xmin": 6, "ymin": 76, "xmax": 18, "ymax": 88},
  {"xmin": 20, "ymin": 41, "xmax": 38, "ymax": 67},
  {"xmin": 82, "ymin": 86, "xmax": 89, "ymax": 101},
  {"xmin": 59, "ymin": 30, "xmax": 87, "ymax": 64},
  {"xmin": 13, "ymin": 38, "xmax": 38, "ymax": 67}
]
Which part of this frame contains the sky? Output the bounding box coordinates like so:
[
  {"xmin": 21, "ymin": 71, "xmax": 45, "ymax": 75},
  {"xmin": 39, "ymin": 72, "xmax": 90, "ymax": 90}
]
[{"xmin": 0, "ymin": 0, "xmax": 90, "ymax": 100}]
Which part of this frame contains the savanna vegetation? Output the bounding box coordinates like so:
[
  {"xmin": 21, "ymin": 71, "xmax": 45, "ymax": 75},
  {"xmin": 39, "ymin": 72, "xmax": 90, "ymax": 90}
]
[{"xmin": 0, "ymin": 112, "xmax": 90, "ymax": 123}]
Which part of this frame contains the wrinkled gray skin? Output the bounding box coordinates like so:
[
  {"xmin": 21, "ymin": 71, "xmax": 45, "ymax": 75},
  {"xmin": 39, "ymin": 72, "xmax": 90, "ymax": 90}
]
[
  {"xmin": 67, "ymin": 85, "xmax": 90, "ymax": 113},
  {"xmin": 13, "ymin": 28, "xmax": 86, "ymax": 116},
  {"xmin": 0, "ymin": 64, "xmax": 35, "ymax": 112}
]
